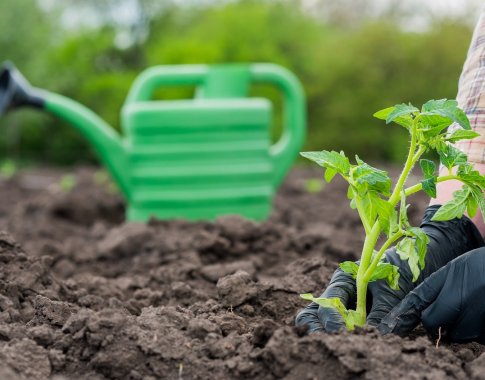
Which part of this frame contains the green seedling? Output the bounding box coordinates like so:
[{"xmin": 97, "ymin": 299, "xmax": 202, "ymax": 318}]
[
  {"xmin": 301, "ymin": 99, "xmax": 485, "ymax": 330},
  {"xmin": 93, "ymin": 169, "xmax": 119, "ymax": 194},
  {"xmin": 59, "ymin": 174, "xmax": 77, "ymax": 193},
  {"xmin": 305, "ymin": 178, "xmax": 325, "ymax": 193},
  {"xmin": 0, "ymin": 159, "xmax": 17, "ymax": 179}
]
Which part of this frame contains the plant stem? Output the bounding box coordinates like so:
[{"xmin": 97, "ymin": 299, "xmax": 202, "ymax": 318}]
[
  {"xmin": 355, "ymin": 197, "xmax": 372, "ymax": 234},
  {"xmin": 364, "ymin": 230, "xmax": 404, "ymax": 280},
  {"xmin": 353, "ymin": 121, "xmax": 425, "ymax": 327},
  {"xmin": 404, "ymin": 175, "xmax": 462, "ymax": 197},
  {"xmin": 353, "ymin": 221, "xmax": 381, "ymax": 327}
]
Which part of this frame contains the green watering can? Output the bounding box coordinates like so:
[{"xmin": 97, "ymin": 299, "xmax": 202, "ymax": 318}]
[{"xmin": 0, "ymin": 62, "xmax": 306, "ymax": 221}]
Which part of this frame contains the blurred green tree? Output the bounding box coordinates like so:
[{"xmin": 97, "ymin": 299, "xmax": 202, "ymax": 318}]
[{"xmin": 0, "ymin": 0, "xmax": 476, "ymax": 165}]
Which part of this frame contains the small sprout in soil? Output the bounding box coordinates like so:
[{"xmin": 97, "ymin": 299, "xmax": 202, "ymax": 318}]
[
  {"xmin": 305, "ymin": 178, "xmax": 325, "ymax": 193},
  {"xmin": 59, "ymin": 174, "xmax": 77, "ymax": 193},
  {"xmin": 93, "ymin": 170, "xmax": 119, "ymax": 194},
  {"xmin": 301, "ymin": 99, "xmax": 485, "ymax": 329},
  {"xmin": 0, "ymin": 159, "xmax": 17, "ymax": 180}
]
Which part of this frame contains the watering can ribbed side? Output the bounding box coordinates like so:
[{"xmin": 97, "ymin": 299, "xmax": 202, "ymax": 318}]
[{"xmin": 121, "ymin": 64, "xmax": 306, "ymax": 221}]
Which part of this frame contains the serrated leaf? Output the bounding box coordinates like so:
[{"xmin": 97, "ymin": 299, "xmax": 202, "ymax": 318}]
[
  {"xmin": 324, "ymin": 167, "xmax": 337, "ymax": 183},
  {"xmin": 299, "ymin": 294, "xmax": 349, "ymax": 323},
  {"xmin": 421, "ymin": 177, "xmax": 437, "ymax": 198},
  {"xmin": 457, "ymin": 163, "xmax": 485, "ymax": 190},
  {"xmin": 419, "ymin": 114, "xmax": 453, "ymax": 136},
  {"xmin": 467, "ymin": 194, "xmax": 478, "ymax": 218},
  {"xmin": 421, "ymin": 99, "xmax": 471, "ymax": 130},
  {"xmin": 373, "ymin": 195, "xmax": 394, "ymax": 233},
  {"xmin": 358, "ymin": 191, "xmax": 377, "ymax": 225},
  {"xmin": 396, "ymin": 237, "xmax": 414, "ymax": 260},
  {"xmin": 407, "ymin": 227, "xmax": 429, "ymax": 269},
  {"xmin": 408, "ymin": 252, "xmax": 420, "ymax": 282},
  {"xmin": 386, "ymin": 103, "xmax": 419, "ymax": 125},
  {"xmin": 339, "ymin": 261, "xmax": 359, "ymax": 279},
  {"xmin": 388, "ymin": 209, "xmax": 399, "ymax": 236},
  {"xmin": 301, "ymin": 151, "xmax": 351, "ymax": 176},
  {"xmin": 369, "ymin": 262, "xmax": 400, "ymax": 290},
  {"xmin": 446, "ymin": 130, "xmax": 481, "ymax": 143},
  {"xmin": 431, "ymin": 188, "xmax": 470, "ymax": 221},
  {"xmin": 352, "ymin": 157, "xmax": 391, "ymax": 196},
  {"xmin": 374, "ymin": 106, "xmax": 413, "ymax": 129},
  {"xmin": 469, "ymin": 186, "xmax": 485, "ymax": 222},
  {"xmin": 396, "ymin": 237, "xmax": 420, "ymax": 282},
  {"xmin": 420, "ymin": 159, "xmax": 436, "ymax": 179},
  {"xmin": 345, "ymin": 310, "xmax": 361, "ymax": 330},
  {"xmin": 347, "ymin": 185, "xmax": 355, "ymax": 200},
  {"xmin": 437, "ymin": 144, "xmax": 467, "ymax": 170}
]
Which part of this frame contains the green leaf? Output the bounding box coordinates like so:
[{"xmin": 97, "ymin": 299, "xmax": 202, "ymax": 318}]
[
  {"xmin": 345, "ymin": 310, "xmax": 361, "ymax": 331},
  {"xmin": 358, "ymin": 191, "xmax": 377, "ymax": 225},
  {"xmin": 419, "ymin": 159, "xmax": 437, "ymax": 198},
  {"xmin": 347, "ymin": 185, "xmax": 355, "ymax": 200},
  {"xmin": 385, "ymin": 103, "xmax": 419, "ymax": 125},
  {"xmin": 469, "ymin": 186, "xmax": 485, "ymax": 222},
  {"xmin": 301, "ymin": 151, "xmax": 351, "ymax": 176},
  {"xmin": 300, "ymin": 294, "xmax": 359, "ymax": 330},
  {"xmin": 467, "ymin": 194, "xmax": 478, "ymax": 218},
  {"xmin": 407, "ymin": 227, "xmax": 430, "ymax": 269},
  {"xmin": 305, "ymin": 179, "xmax": 324, "ymax": 193},
  {"xmin": 419, "ymin": 114, "xmax": 453, "ymax": 136},
  {"xmin": 324, "ymin": 167, "xmax": 337, "ymax": 183},
  {"xmin": 373, "ymin": 106, "xmax": 413, "ymax": 129},
  {"xmin": 373, "ymin": 195, "xmax": 394, "ymax": 233},
  {"xmin": 352, "ymin": 157, "xmax": 391, "ymax": 196},
  {"xmin": 431, "ymin": 188, "xmax": 470, "ymax": 221},
  {"xmin": 457, "ymin": 163, "xmax": 485, "ymax": 190},
  {"xmin": 421, "ymin": 177, "xmax": 437, "ymax": 198},
  {"xmin": 396, "ymin": 237, "xmax": 414, "ymax": 260},
  {"xmin": 419, "ymin": 159, "xmax": 436, "ymax": 179},
  {"xmin": 421, "ymin": 99, "xmax": 471, "ymax": 130},
  {"xmin": 388, "ymin": 209, "xmax": 399, "ymax": 236},
  {"xmin": 396, "ymin": 237, "xmax": 420, "ymax": 282},
  {"xmin": 300, "ymin": 294, "xmax": 348, "ymax": 318},
  {"xmin": 339, "ymin": 261, "xmax": 359, "ymax": 279},
  {"xmin": 369, "ymin": 262, "xmax": 400, "ymax": 290},
  {"xmin": 446, "ymin": 130, "xmax": 481, "ymax": 143},
  {"xmin": 437, "ymin": 144, "xmax": 467, "ymax": 170},
  {"xmin": 408, "ymin": 252, "xmax": 420, "ymax": 282}
]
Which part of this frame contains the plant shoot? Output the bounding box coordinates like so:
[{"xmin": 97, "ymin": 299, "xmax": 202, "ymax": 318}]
[{"xmin": 301, "ymin": 99, "xmax": 485, "ymax": 330}]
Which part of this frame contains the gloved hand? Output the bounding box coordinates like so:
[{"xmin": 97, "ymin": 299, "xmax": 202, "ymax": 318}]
[
  {"xmin": 295, "ymin": 205, "xmax": 484, "ymax": 333},
  {"xmin": 378, "ymin": 246, "xmax": 485, "ymax": 343}
]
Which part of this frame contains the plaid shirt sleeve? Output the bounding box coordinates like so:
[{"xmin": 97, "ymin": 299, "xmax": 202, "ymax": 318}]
[{"xmin": 447, "ymin": 10, "xmax": 485, "ymax": 165}]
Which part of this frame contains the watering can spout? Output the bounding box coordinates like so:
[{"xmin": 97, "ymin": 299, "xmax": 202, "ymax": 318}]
[{"xmin": 0, "ymin": 62, "xmax": 129, "ymax": 197}]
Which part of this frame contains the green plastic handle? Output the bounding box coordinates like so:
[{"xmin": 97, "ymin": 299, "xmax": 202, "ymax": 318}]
[
  {"xmin": 125, "ymin": 63, "xmax": 306, "ymax": 188},
  {"xmin": 250, "ymin": 64, "xmax": 306, "ymax": 188}
]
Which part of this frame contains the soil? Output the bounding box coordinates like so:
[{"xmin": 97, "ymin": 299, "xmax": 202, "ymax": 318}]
[{"xmin": 0, "ymin": 166, "xmax": 484, "ymax": 380}]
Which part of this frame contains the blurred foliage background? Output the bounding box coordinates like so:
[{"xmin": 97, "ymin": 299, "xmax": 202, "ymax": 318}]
[{"xmin": 0, "ymin": 0, "xmax": 482, "ymax": 165}]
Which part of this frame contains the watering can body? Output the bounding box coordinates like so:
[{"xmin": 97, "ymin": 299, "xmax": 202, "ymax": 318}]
[{"xmin": 0, "ymin": 63, "xmax": 306, "ymax": 221}]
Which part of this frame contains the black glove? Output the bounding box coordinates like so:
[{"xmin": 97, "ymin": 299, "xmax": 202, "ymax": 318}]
[
  {"xmin": 295, "ymin": 205, "xmax": 484, "ymax": 333},
  {"xmin": 379, "ymin": 246, "xmax": 485, "ymax": 343}
]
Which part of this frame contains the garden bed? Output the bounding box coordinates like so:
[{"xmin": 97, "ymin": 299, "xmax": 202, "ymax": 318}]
[{"xmin": 0, "ymin": 166, "xmax": 483, "ymax": 379}]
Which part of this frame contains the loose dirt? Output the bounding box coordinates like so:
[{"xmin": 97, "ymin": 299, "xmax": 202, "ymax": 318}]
[{"xmin": 0, "ymin": 166, "xmax": 483, "ymax": 379}]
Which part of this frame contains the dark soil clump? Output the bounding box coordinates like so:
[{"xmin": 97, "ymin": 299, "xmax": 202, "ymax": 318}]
[{"xmin": 0, "ymin": 166, "xmax": 483, "ymax": 379}]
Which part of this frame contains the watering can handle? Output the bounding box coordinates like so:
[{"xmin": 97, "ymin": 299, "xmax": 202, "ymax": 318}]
[
  {"xmin": 126, "ymin": 64, "xmax": 306, "ymax": 188},
  {"xmin": 125, "ymin": 66, "xmax": 208, "ymax": 103},
  {"xmin": 250, "ymin": 64, "xmax": 306, "ymax": 188}
]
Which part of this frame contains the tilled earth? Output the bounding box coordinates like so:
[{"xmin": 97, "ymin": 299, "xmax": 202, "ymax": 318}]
[{"xmin": 0, "ymin": 166, "xmax": 484, "ymax": 380}]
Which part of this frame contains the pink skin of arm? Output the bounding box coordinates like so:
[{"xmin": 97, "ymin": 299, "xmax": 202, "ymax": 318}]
[{"xmin": 429, "ymin": 162, "xmax": 485, "ymax": 237}]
